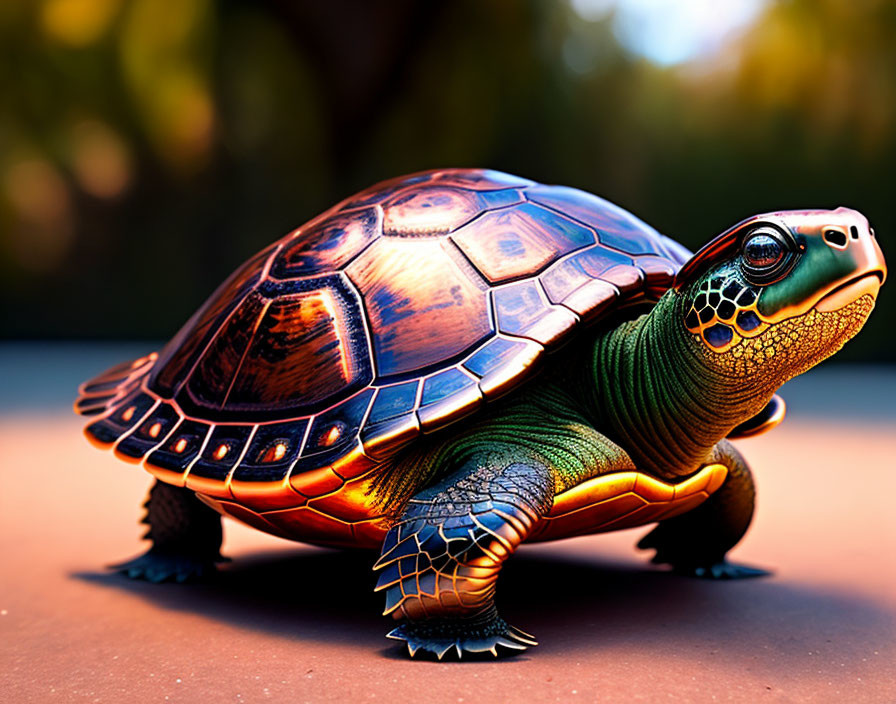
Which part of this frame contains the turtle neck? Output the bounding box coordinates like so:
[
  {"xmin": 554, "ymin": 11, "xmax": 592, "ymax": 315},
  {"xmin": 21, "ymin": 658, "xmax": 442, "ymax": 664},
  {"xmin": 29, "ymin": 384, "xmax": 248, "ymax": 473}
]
[{"xmin": 578, "ymin": 291, "xmax": 774, "ymax": 479}]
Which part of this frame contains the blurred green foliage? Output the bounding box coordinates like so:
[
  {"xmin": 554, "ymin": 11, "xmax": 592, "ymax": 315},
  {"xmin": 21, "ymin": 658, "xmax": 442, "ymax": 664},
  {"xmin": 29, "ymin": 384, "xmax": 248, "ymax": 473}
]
[{"xmin": 1, "ymin": 0, "xmax": 893, "ymax": 362}]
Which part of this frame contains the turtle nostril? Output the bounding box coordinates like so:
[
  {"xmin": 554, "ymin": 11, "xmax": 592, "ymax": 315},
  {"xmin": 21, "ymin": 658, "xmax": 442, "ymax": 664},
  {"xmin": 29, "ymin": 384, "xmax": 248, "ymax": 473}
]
[
  {"xmin": 849, "ymin": 225, "xmax": 859, "ymax": 240},
  {"xmin": 823, "ymin": 229, "xmax": 848, "ymax": 248}
]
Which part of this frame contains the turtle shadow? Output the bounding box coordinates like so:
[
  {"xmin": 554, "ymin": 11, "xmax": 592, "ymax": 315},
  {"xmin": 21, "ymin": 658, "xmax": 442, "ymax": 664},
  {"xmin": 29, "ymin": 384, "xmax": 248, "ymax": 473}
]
[
  {"xmin": 503, "ymin": 550, "xmax": 896, "ymax": 665},
  {"xmin": 73, "ymin": 545, "xmax": 895, "ymax": 668}
]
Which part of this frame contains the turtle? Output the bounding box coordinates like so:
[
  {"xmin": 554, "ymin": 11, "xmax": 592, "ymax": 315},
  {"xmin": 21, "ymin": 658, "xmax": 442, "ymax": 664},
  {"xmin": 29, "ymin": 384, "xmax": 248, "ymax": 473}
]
[{"xmin": 75, "ymin": 168, "xmax": 886, "ymax": 659}]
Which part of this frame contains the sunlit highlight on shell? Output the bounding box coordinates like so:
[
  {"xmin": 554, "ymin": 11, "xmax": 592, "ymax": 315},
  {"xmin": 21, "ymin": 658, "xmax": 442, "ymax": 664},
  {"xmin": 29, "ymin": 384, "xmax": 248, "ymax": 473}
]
[
  {"xmin": 260, "ymin": 442, "xmax": 289, "ymax": 463},
  {"xmin": 323, "ymin": 426, "xmax": 341, "ymax": 446}
]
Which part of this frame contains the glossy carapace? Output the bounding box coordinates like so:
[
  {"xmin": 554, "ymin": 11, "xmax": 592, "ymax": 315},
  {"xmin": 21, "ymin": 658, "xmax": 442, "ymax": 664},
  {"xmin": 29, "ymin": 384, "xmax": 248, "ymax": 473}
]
[{"xmin": 77, "ymin": 168, "xmax": 690, "ymax": 545}]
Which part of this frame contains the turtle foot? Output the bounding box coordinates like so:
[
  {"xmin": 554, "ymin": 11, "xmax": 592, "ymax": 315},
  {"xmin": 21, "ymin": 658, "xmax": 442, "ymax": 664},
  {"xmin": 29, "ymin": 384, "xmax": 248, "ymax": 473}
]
[
  {"xmin": 112, "ymin": 548, "xmax": 226, "ymax": 583},
  {"xmin": 386, "ymin": 611, "xmax": 537, "ymax": 660},
  {"xmin": 671, "ymin": 561, "xmax": 772, "ymax": 580}
]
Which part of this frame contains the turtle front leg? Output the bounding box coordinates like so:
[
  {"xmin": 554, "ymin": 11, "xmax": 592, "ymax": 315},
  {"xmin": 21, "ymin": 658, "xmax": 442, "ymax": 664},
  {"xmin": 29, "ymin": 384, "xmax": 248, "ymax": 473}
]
[
  {"xmin": 637, "ymin": 440, "xmax": 769, "ymax": 579},
  {"xmin": 114, "ymin": 480, "xmax": 227, "ymax": 583},
  {"xmin": 374, "ymin": 452, "xmax": 553, "ymax": 659}
]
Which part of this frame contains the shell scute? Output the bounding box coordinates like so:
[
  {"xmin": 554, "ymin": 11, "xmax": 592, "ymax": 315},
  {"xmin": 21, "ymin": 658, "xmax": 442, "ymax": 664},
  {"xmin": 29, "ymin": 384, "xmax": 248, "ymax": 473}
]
[
  {"xmin": 360, "ymin": 412, "xmax": 419, "ymax": 459},
  {"xmin": 427, "ymin": 169, "xmax": 534, "ymax": 190},
  {"xmin": 636, "ymin": 255, "xmax": 679, "ymax": 296},
  {"xmin": 263, "ymin": 505, "xmax": 356, "ymax": 547},
  {"xmin": 461, "ymin": 336, "xmax": 543, "ymax": 400},
  {"xmin": 452, "ymin": 202, "xmax": 594, "ymax": 284},
  {"xmin": 345, "ymin": 236, "xmax": 492, "ymax": 379},
  {"xmin": 526, "ymin": 185, "xmax": 669, "ymax": 257},
  {"xmin": 272, "ymin": 206, "xmax": 381, "ymax": 277},
  {"xmin": 366, "ymin": 381, "xmax": 420, "ymax": 427},
  {"xmin": 477, "ymin": 188, "xmax": 524, "ymax": 210},
  {"xmin": 420, "ymin": 367, "xmax": 477, "ymax": 408},
  {"xmin": 493, "ymin": 280, "xmax": 579, "ymax": 346},
  {"xmin": 223, "ymin": 281, "xmax": 371, "ymax": 415},
  {"xmin": 231, "ymin": 420, "xmax": 307, "ymax": 483},
  {"xmin": 601, "ymin": 264, "xmax": 645, "ymax": 295},
  {"xmin": 180, "ymin": 275, "xmax": 373, "ymax": 420},
  {"xmin": 75, "ymin": 394, "xmax": 117, "ymax": 416},
  {"xmin": 290, "ymin": 464, "xmax": 345, "ymax": 498},
  {"xmin": 538, "ymin": 245, "xmax": 634, "ymax": 312},
  {"xmin": 115, "ymin": 403, "xmax": 180, "ymax": 460},
  {"xmin": 150, "ymin": 244, "xmax": 274, "ymax": 396},
  {"xmin": 462, "ymin": 337, "xmax": 528, "ymax": 378},
  {"xmin": 302, "ymin": 388, "xmax": 375, "ymax": 459},
  {"xmin": 417, "ymin": 369, "xmax": 483, "ymax": 430},
  {"xmin": 85, "ymin": 389, "xmax": 154, "ymax": 446},
  {"xmin": 145, "ymin": 419, "xmax": 211, "ymax": 473},
  {"xmin": 184, "ymin": 291, "xmax": 268, "ymax": 412},
  {"xmin": 336, "ymin": 172, "xmax": 434, "ymax": 212},
  {"xmin": 188, "ymin": 424, "xmax": 254, "ymax": 483},
  {"xmin": 559, "ymin": 279, "xmax": 620, "ymax": 322},
  {"xmin": 382, "ymin": 186, "xmax": 483, "ymax": 236}
]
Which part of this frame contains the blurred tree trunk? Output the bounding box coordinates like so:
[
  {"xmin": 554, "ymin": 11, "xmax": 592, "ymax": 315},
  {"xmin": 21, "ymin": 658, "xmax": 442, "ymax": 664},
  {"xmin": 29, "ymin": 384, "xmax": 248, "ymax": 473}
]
[{"xmin": 262, "ymin": 0, "xmax": 447, "ymax": 174}]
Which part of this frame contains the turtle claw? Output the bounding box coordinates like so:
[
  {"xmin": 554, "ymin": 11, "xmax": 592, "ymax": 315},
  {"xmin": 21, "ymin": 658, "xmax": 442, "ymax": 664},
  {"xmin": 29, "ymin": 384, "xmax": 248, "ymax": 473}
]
[
  {"xmin": 112, "ymin": 548, "xmax": 224, "ymax": 583},
  {"xmin": 672, "ymin": 561, "xmax": 772, "ymax": 580},
  {"xmin": 507, "ymin": 624, "xmax": 539, "ymax": 646},
  {"xmin": 387, "ymin": 619, "xmax": 536, "ymax": 660}
]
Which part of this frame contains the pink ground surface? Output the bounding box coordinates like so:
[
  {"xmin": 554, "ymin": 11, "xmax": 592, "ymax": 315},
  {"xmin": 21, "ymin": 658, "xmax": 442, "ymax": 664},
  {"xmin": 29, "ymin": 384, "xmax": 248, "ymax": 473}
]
[{"xmin": 1, "ymin": 413, "xmax": 894, "ymax": 703}]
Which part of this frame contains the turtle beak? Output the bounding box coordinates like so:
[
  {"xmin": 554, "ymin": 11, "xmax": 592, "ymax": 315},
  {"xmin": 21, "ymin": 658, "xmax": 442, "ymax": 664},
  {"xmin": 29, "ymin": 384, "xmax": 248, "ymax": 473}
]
[{"xmin": 805, "ymin": 208, "xmax": 886, "ymax": 313}]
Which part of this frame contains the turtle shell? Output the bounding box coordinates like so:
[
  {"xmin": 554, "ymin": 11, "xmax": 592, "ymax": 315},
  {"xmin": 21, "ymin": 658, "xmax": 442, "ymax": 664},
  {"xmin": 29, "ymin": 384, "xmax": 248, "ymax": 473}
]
[{"xmin": 76, "ymin": 168, "xmax": 689, "ymax": 532}]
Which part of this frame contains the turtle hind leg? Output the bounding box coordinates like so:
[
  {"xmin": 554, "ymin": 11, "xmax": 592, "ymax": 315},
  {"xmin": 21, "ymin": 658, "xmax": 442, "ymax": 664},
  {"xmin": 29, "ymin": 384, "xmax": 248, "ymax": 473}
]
[
  {"xmin": 374, "ymin": 455, "xmax": 553, "ymax": 659},
  {"xmin": 637, "ymin": 440, "xmax": 771, "ymax": 580},
  {"xmin": 114, "ymin": 480, "xmax": 226, "ymax": 583}
]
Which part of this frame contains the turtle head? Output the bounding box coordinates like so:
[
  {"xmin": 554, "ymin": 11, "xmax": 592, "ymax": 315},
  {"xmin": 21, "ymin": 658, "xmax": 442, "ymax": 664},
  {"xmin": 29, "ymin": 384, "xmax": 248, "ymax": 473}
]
[{"xmin": 673, "ymin": 207, "xmax": 886, "ymax": 388}]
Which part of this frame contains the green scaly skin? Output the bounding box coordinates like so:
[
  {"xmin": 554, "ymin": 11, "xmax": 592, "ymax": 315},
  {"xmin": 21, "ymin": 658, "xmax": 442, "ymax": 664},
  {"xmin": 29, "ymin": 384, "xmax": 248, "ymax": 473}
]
[{"xmin": 581, "ymin": 292, "xmax": 773, "ymax": 480}]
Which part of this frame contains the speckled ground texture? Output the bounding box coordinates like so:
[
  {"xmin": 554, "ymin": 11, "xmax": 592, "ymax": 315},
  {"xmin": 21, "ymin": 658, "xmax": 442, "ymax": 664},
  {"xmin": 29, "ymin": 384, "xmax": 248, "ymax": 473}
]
[{"xmin": 2, "ymin": 344, "xmax": 894, "ymax": 703}]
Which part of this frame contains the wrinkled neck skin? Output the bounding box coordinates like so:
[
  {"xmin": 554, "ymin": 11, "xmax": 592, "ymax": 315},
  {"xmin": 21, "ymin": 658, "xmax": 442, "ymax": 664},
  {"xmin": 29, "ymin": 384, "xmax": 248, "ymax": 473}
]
[{"xmin": 580, "ymin": 291, "xmax": 778, "ymax": 479}]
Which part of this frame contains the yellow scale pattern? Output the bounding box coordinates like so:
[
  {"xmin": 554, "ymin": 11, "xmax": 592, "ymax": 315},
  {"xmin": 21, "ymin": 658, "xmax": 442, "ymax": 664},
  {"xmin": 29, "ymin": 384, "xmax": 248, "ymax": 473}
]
[
  {"xmin": 699, "ymin": 296, "xmax": 876, "ymax": 377},
  {"xmin": 529, "ymin": 463, "xmax": 728, "ymax": 541}
]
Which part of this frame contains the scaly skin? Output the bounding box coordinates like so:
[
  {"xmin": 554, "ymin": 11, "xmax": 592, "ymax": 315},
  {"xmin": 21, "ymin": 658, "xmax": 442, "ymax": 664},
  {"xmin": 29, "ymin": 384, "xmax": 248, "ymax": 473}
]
[
  {"xmin": 114, "ymin": 481, "xmax": 226, "ymax": 583},
  {"xmin": 583, "ymin": 292, "xmax": 771, "ymax": 480},
  {"xmin": 582, "ymin": 291, "xmax": 877, "ymax": 480}
]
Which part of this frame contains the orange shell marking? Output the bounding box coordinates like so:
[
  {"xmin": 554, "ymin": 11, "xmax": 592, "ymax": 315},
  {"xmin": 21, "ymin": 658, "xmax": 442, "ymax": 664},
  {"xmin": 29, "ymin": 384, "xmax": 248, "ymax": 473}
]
[
  {"xmin": 528, "ymin": 463, "xmax": 728, "ymax": 543},
  {"xmin": 322, "ymin": 425, "xmax": 341, "ymax": 447},
  {"xmin": 192, "ymin": 463, "xmax": 728, "ymax": 551},
  {"xmin": 262, "ymin": 442, "xmax": 288, "ymax": 463}
]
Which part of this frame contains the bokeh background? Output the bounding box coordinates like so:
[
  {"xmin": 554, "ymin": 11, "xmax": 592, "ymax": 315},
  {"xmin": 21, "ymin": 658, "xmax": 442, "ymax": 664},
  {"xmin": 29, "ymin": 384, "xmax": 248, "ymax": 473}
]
[{"xmin": 1, "ymin": 0, "xmax": 893, "ymax": 362}]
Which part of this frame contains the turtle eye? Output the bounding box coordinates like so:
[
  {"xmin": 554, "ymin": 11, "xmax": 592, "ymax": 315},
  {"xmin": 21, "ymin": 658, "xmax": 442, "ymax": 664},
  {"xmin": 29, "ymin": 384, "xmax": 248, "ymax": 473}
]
[
  {"xmin": 743, "ymin": 234, "xmax": 784, "ymax": 269},
  {"xmin": 740, "ymin": 227, "xmax": 795, "ymax": 285}
]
